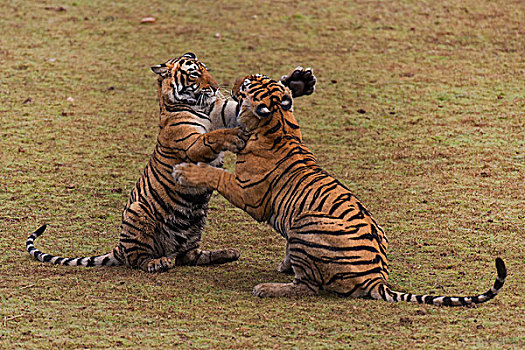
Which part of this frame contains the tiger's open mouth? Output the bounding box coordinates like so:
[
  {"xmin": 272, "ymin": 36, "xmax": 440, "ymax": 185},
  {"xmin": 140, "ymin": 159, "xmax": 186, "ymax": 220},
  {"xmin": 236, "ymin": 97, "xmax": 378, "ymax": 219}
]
[
  {"xmin": 195, "ymin": 88, "xmax": 217, "ymax": 107},
  {"xmin": 178, "ymin": 87, "xmax": 217, "ymax": 107}
]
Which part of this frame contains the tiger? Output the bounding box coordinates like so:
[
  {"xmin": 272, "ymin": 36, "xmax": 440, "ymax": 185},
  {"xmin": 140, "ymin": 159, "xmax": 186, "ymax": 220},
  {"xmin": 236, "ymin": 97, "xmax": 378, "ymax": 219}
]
[
  {"xmin": 26, "ymin": 53, "xmax": 317, "ymax": 273},
  {"xmin": 172, "ymin": 74, "xmax": 507, "ymax": 306}
]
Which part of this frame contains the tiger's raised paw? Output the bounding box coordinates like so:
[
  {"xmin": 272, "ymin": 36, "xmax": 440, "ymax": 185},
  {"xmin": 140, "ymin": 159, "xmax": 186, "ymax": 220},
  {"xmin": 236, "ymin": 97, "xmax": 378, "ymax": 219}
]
[
  {"xmin": 218, "ymin": 127, "xmax": 248, "ymax": 153},
  {"xmin": 145, "ymin": 256, "xmax": 175, "ymax": 273},
  {"xmin": 172, "ymin": 162, "xmax": 215, "ymax": 188},
  {"xmin": 172, "ymin": 163, "xmax": 200, "ymax": 187},
  {"xmin": 280, "ymin": 66, "xmax": 316, "ymax": 98}
]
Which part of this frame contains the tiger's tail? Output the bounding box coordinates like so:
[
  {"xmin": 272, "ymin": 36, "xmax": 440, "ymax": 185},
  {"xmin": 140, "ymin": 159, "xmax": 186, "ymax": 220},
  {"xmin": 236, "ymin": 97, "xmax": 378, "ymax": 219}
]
[
  {"xmin": 26, "ymin": 224, "xmax": 122, "ymax": 268},
  {"xmin": 370, "ymin": 258, "xmax": 506, "ymax": 306}
]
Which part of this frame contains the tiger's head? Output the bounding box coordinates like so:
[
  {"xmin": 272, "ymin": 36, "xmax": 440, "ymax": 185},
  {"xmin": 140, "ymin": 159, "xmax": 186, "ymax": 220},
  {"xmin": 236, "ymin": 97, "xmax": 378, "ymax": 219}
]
[
  {"xmin": 151, "ymin": 52, "xmax": 219, "ymax": 113},
  {"xmin": 231, "ymin": 75, "xmax": 301, "ymax": 139}
]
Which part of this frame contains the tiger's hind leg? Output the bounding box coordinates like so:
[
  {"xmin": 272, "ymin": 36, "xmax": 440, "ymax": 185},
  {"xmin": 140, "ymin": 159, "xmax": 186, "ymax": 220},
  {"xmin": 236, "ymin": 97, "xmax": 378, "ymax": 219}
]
[
  {"xmin": 254, "ymin": 242, "xmax": 320, "ymax": 297},
  {"xmin": 253, "ymin": 255, "xmax": 320, "ymax": 298},
  {"xmin": 253, "ymin": 280, "xmax": 319, "ymax": 298},
  {"xmin": 176, "ymin": 247, "xmax": 240, "ymax": 266},
  {"xmin": 120, "ymin": 202, "xmax": 175, "ymax": 273},
  {"xmin": 255, "ymin": 223, "xmax": 325, "ymax": 297}
]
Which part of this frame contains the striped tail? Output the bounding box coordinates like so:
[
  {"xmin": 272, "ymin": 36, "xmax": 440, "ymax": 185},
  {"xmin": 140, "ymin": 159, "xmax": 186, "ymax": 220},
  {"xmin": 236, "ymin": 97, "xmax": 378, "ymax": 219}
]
[
  {"xmin": 26, "ymin": 224, "xmax": 122, "ymax": 268},
  {"xmin": 371, "ymin": 258, "xmax": 506, "ymax": 306}
]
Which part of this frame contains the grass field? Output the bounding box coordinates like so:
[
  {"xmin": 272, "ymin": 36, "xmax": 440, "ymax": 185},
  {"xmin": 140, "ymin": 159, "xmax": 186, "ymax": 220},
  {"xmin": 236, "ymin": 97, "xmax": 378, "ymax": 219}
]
[{"xmin": 1, "ymin": 0, "xmax": 524, "ymax": 348}]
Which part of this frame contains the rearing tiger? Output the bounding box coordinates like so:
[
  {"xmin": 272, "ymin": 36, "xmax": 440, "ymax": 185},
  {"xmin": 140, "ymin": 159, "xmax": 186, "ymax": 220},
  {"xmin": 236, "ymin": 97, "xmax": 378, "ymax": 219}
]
[
  {"xmin": 26, "ymin": 54, "xmax": 317, "ymax": 272},
  {"xmin": 172, "ymin": 74, "xmax": 507, "ymax": 306}
]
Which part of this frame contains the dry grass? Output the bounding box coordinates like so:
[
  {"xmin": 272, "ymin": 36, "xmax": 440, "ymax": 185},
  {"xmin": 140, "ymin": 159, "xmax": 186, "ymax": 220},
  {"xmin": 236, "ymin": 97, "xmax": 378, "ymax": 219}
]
[{"xmin": 0, "ymin": 0, "xmax": 523, "ymax": 348}]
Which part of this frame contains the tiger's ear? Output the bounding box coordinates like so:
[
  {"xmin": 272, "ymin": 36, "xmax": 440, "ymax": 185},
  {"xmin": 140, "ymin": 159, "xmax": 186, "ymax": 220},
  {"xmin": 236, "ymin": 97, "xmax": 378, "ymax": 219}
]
[
  {"xmin": 182, "ymin": 52, "xmax": 197, "ymax": 59},
  {"xmin": 151, "ymin": 63, "xmax": 170, "ymax": 77},
  {"xmin": 231, "ymin": 76, "xmax": 249, "ymax": 102}
]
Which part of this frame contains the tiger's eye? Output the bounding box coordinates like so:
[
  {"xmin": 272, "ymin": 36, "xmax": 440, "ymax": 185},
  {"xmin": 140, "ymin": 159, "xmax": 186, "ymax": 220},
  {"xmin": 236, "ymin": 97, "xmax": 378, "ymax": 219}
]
[
  {"xmin": 256, "ymin": 104, "xmax": 271, "ymax": 118},
  {"xmin": 281, "ymin": 95, "xmax": 292, "ymax": 110}
]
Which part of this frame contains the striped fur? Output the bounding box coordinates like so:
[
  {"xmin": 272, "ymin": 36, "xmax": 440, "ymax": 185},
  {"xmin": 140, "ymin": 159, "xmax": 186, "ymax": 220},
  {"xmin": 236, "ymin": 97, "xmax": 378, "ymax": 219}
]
[
  {"xmin": 173, "ymin": 75, "xmax": 507, "ymax": 305},
  {"xmin": 27, "ymin": 57, "xmax": 318, "ymax": 273}
]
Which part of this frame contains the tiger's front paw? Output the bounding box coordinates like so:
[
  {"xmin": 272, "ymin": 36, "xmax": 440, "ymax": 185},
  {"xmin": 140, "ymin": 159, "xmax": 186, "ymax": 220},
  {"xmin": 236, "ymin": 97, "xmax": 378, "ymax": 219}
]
[
  {"xmin": 215, "ymin": 127, "xmax": 248, "ymax": 154},
  {"xmin": 145, "ymin": 257, "xmax": 174, "ymax": 273},
  {"xmin": 208, "ymin": 248, "xmax": 241, "ymax": 264},
  {"xmin": 172, "ymin": 162, "xmax": 216, "ymax": 188},
  {"xmin": 280, "ymin": 66, "xmax": 316, "ymax": 98},
  {"xmin": 253, "ymin": 282, "xmax": 296, "ymax": 298},
  {"xmin": 253, "ymin": 283, "xmax": 280, "ymax": 298}
]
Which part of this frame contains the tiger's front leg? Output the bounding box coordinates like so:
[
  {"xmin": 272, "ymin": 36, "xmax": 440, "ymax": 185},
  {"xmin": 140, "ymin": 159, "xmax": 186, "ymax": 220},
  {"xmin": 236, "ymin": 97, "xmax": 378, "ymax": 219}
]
[
  {"xmin": 186, "ymin": 127, "xmax": 247, "ymax": 162},
  {"xmin": 176, "ymin": 247, "xmax": 241, "ymax": 266},
  {"xmin": 277, "ymin": 241, "xmax": 293, "ymax": 274},
  {"xmin": 205, "ymin": 127, "xmax": 248, "ymax": 153},
  {"xmin": 280, "ymin": 66, "xmax": 316, "ymax": 98},
  {"xmin": 172, "ymin": 162, "xmax": 222, "ymax": 189},
  {"xmin": 172, "ymin": 163, "xmax": 247, "ymax": 210}
]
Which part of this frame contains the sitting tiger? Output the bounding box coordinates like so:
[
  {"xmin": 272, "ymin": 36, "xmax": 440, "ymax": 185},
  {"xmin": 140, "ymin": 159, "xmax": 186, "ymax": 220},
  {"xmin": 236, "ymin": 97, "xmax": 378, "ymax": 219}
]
[
  {"xmin": 26, "ymin": 53, "xmax": 316, "ymax": 272},
  {"xmin": 172, "ymin": 74, "xmax": 507, "ymax": 306}
]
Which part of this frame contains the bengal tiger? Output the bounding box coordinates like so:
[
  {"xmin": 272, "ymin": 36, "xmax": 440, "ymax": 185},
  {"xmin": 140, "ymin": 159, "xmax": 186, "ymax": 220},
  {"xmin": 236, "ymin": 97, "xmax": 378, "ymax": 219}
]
[
  {"xmin": 26, "ymin": 53, "xmax": 317, "ymax": 273},
  {"xmin": 172, "ymin": 74, "xmax": 507, "ymax": 306}
]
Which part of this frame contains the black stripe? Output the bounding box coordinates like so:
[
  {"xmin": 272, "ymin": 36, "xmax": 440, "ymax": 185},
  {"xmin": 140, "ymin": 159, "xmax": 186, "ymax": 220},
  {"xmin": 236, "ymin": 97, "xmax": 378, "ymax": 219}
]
[
  {"xmin": 289, "ymin": 237, "xmax": 379, "ymax": 253},
  {"xmin": 424, "ymin": 296, "xmax": 434, "ymax": 304},
  {"xmin": 63, "ymin": 258, "xmax": 75, "ymax": 266},
  {"xmin": 221, "ymin": 100, "xmax": 229, "ymax": 127},
  {"xmin": 293, "ymin": 226, "xmax": 370, "ymax": 237},
  {"xmin": 171, "ymin": 132, "xmax": 202, "ymax": 143},
  {"xmin": 120, "ymin": 239, "xmax": 153, "ymax": 251},
  {"xmin": 122, "ymin": 218, "xmax": 143, "ymax": 233},
  {"xmin": 143, "ymin": 170, "xmax": 170, "ymax": 215},
  {"xmin": 325, "ymin": 267, "xmax": 383, "ymax": 285},
  {"xmin": 168, "ymin": 121, "xmax": 208, "ymax": 129},
  {"xmin": 264, "ymin": 121, "xmax": 282, "ymax": 136},
  {"xmin": 284, "ymin": 117, "xmax": 300, "ymax": 129}
]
